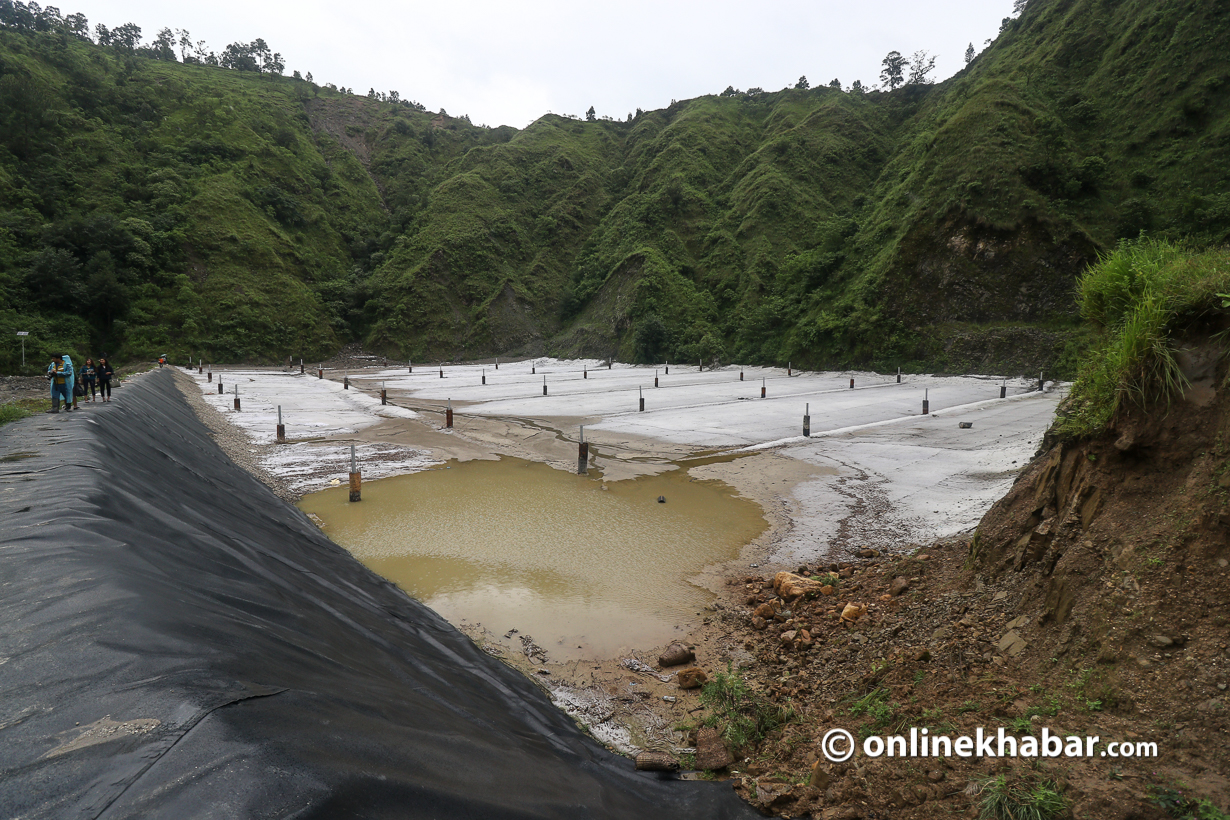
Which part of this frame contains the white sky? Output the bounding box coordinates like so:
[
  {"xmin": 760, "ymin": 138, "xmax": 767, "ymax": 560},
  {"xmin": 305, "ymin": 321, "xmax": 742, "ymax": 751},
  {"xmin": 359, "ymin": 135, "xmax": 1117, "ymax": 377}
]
[{"xmin": 66, "ymin": 0, "xmax": 1016, "ymax": 128}]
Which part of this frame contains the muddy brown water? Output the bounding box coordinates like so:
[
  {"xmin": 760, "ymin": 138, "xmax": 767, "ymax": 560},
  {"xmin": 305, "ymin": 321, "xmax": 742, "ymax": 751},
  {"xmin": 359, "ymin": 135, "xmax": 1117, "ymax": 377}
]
[{"xmin": 299, "ymin": 456, "xmax": 766, "ymax": 661}]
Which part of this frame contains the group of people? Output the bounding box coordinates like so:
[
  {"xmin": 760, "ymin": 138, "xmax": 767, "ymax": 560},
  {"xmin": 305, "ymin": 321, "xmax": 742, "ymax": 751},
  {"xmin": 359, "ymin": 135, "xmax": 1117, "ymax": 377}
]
[{"xmin": 46, "ymin": 354, "xmax": 114, "ymax": 413}]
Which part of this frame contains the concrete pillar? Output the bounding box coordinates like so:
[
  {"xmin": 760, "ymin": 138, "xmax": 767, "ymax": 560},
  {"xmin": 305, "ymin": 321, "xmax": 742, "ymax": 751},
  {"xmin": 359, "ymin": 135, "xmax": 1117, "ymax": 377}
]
[
  {"xmin": 277, "ymin": 405, "xmax": 286, "ymax": 443},
  {"xmin": 761, "ymin": 377, "xmax": 766, "ymax": 399},
  {"xmin": 482, "ymin": 369, "xmax": 486, "ymax": 385},
  {"xmin": 850, "ymin": 377, "xmax": 854, "ymax": 389},
  {"xmin": 897, "ymin": 367, "xmax": 901, "ymax": 384},
  {"xmin": 348, "ymin": 445, "xmax": 361, "ymax": 502},
  {"xmin": 1000, "ymin": 380, "xmax": 1007, "ymax": 399},
  {"xmin": 446, "ymin": 398, "xmax": 453, "ymax": 428},
  {"xmin": 578, "ymin": 425, "xmax": 588, "ymax": 475},
  {"xmin": 543, "ymin": 375, "xmax": 548, "ymax": 396},
  {"xmin": 922, "ymin": 388, "xmax": 929, "ymax": 415},
  {"xmin": 803, "ymin": 402, "xmax": 810, "ymax": 437},
  {"xmin": 233, "ymin": 385, "xmax": 240, "ymax": 412},
  {"xmin": 639, "ymin": 386, "xmax": 644, "ymax": 412}
]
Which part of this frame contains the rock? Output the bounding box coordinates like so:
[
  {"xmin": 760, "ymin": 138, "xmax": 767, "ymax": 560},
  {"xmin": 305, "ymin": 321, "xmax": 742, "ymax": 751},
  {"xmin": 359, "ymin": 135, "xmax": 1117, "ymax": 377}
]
[
  {"xmin": 635, "ymin": 750, "xmax": 679, "ymax": 771},
  {"xmin": 997, "ymin": 630, "xmax": 1027, "ymax": 656},
  {"xmin": 889, "ymin": 577, "xmax": 911, "ymax": 597},
  {"xmin": 820, "ymin": 585, "xmax": 834, "ymax": 596},
  {"xmin": 751, "ymin": 616, "xmax": 768, "ymax": 631},
  {"xmin": 809, "ymin": 761, "xmax": 830, "ymax": 789},
  {"xmin": 780, "ymin": 630, "xmax": 798, "ymax": 646},
  {"xmin": 754, "ymin": 601, "xmax": 779, "ymax": 620},
  {"xmin": 677, "ymin": 667, "xmax": 708, "ymax": 689},
  {"xmin": 659, "ymin": 643, "xmax": 695, "ymax": 667},
  {"xmin": 840, "ymin": 603, "xmax": 867, "ymax": 624},
  {"xmin": 1149, "ymin": 635, "xmax": 1175, "ymax": 648},
  {"xmin": 753, "ymin": 777, "xmax": 795, "ymax": 810},
  {"xmin": 774, "ymin": 571, "xmax": 826, "ymax": 601},
  {"xmin": 857, "ymin": 548, "xmax": 879, "ymax": 558},
  {"xmin": 992, "ymin": 591, "xmax": 1008, "ymax": 603},
  {"xmin": 913, "ymin": 648, "xmax": 931, "ymax": 662},
  {"xmin": 696, "ymin": 727, "xmax": 734, "ymax": 770},
  {"xmin": 927, "ymin": 769, "xmax": 945, "ymax": 783}
]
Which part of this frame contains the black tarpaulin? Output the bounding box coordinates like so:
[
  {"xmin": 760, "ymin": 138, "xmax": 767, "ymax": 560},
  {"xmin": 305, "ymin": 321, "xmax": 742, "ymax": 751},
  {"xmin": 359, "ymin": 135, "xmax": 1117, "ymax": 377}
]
[{"xmin": 0, "ymin": 369, "xmax": 759, "ymax": 819}]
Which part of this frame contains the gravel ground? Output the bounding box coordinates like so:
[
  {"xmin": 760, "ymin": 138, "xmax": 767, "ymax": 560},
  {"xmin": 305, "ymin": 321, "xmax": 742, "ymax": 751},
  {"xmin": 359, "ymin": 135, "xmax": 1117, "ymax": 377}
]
[
  {"xmin": 171, "ymin": 369, "xmax": 299, "ymax": 503},
  {"xmin": 1, "ymin": 375, "xmax": 51, "ymax": 405}
]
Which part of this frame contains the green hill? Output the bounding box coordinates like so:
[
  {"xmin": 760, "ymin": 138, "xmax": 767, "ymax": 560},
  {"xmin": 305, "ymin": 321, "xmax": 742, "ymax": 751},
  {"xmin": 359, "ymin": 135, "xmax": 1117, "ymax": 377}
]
[{"xmin": 1, "ymin": 0, "xmax": 1227, "ymax": 374}]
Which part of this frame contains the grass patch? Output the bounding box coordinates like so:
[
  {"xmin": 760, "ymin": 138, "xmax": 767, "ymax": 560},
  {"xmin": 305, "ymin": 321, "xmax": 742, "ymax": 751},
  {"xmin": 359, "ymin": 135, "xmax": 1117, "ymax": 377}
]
[
  {"xmin": 1059, "ymin": 238, "xmax": 1230, "ymax": 438},
  {"xmin": 977, "ymin": 775, "xmax": 1067, "ymax": 820},
  {"xmin": 1148, "ymin": 784, "xmax": 1230, "ymax": 820},
  {"xmin": 0, "ymin": 399, "xmax": 41, "ymax": 426},
  {"xmin": 848, "ymin": 687, "xmax": 901, "ymax": 738},
  {"xmin": 699, "ymin": 664, "xmax": 794, "ymax": 751}
]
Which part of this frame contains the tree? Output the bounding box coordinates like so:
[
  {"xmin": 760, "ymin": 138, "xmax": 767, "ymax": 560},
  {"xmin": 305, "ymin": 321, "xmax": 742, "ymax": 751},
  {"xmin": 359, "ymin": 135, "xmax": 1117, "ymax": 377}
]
[
  {"xmin": 965, "ymin": 42, "xmax": 976, "ymax": 65},
  {"xmin": 64, "ymin": 12, "xmax": 89, "ymax": 40},
  {"xmin": 221, "ymin": 42, "xmax": 257, "ymax": 71},
  {"xmin": 880, "ymin": 51, "xmax": 908, "ymax": 90},
  {"xmin": 796, "ymin": 75, "xmax": 809, "ymax": 90},
  {"xmin": 1013, "ymin": 0, "xmax": 1029, "ymax": 13},
  {"xmin": 110, "ymin": 23, "xmax": 141, "ymax": 52},
  {"xmin": 388, "ymin": 90, "xmax": 399, "ymax": 103},
  {"xmin": 585, "ymin": 105, "xmax": 596, "ymax": 121},
  {"xmin": 305, "ymin": 71, "xmax": 313, "ymax": 84},
  {"xmin": 829, "ymin": 78, "xmax": 841, "ymax": 89},
  {"xmin": 93, "ymin": 23, "xmax": 110, "ymax": 46},
  {"xmin": 850, "ymin": 79, "xmax": 866, "ymax": 94},
  {"xmin": 148, "ymin": 27, "xmax": 176, "ymax": 60},
  {"xmin": 907, "ymin": 50, "xmax": 937, "ymax": 85}
]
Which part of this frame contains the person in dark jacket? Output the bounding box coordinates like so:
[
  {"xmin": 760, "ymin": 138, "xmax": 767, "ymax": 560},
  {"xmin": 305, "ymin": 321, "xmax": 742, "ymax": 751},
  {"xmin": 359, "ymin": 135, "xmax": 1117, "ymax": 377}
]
[
  {"xmin": 96, "ymin": 357, "xmax": 114, "ymax": 402},
  {"xmin": 81, "ymin": 358, "xmax": 97, "ymax": 402}
]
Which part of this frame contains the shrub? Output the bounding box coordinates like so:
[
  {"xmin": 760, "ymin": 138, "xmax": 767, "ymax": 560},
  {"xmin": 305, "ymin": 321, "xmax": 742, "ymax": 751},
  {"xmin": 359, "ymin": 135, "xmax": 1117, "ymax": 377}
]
[{"xmin": 699, "ymin": 664, "xmax": 793, "ymax": 751}]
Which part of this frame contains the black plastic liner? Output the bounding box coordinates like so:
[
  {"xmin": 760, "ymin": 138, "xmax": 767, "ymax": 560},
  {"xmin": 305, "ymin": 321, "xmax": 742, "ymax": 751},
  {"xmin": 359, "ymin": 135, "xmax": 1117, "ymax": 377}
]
[{"xmin": 0, "ymin": 370, "xmax": 759, "ymax": 819}]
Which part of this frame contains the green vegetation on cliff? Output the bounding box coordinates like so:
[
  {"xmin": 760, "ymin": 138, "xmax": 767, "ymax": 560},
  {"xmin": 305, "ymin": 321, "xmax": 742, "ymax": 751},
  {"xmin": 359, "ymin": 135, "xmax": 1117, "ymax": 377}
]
[
  {"xmin": 1, "ymin": 0, "xmax": 1228, "ymax": 374},
  {"xmin": 1058, "ymin": 238, "xmax": 1230, "ymax": 437}
]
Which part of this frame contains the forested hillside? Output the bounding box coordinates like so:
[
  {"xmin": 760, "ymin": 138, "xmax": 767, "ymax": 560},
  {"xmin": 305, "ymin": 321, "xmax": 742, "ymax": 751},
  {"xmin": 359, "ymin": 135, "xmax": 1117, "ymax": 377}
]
[{"xmin": 0, "ymin": 0, "xmax": 1227, "ymax": 373}]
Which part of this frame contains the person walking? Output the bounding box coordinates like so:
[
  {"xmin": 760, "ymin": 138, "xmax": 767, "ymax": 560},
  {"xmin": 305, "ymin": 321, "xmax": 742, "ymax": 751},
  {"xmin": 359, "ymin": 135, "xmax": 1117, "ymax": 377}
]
[
  {"xmin": 81, "ymin": 358, "xmax": 97, "ymax": 402},
  {"xmin": 97, "ymin": 357, "xmax": 114, "ymax": 402},
  {"xmin": 46, "ymin": 353, "xmax": 74, "ymax": 413}
]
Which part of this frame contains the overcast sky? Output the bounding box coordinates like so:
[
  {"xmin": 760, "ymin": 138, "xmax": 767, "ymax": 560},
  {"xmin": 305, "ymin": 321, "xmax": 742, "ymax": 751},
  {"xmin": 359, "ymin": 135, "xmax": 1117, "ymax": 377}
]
[{"xmin": 66, "ymin": 0, "xmax": 1017, "ymax": 128}]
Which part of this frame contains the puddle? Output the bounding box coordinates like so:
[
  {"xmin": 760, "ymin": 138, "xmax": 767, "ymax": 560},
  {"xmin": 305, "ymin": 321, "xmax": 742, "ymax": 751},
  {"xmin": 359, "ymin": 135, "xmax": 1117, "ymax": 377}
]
[{"xmin": 299, "ymin": 456, "xmax": 766, "ymax": 661}]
